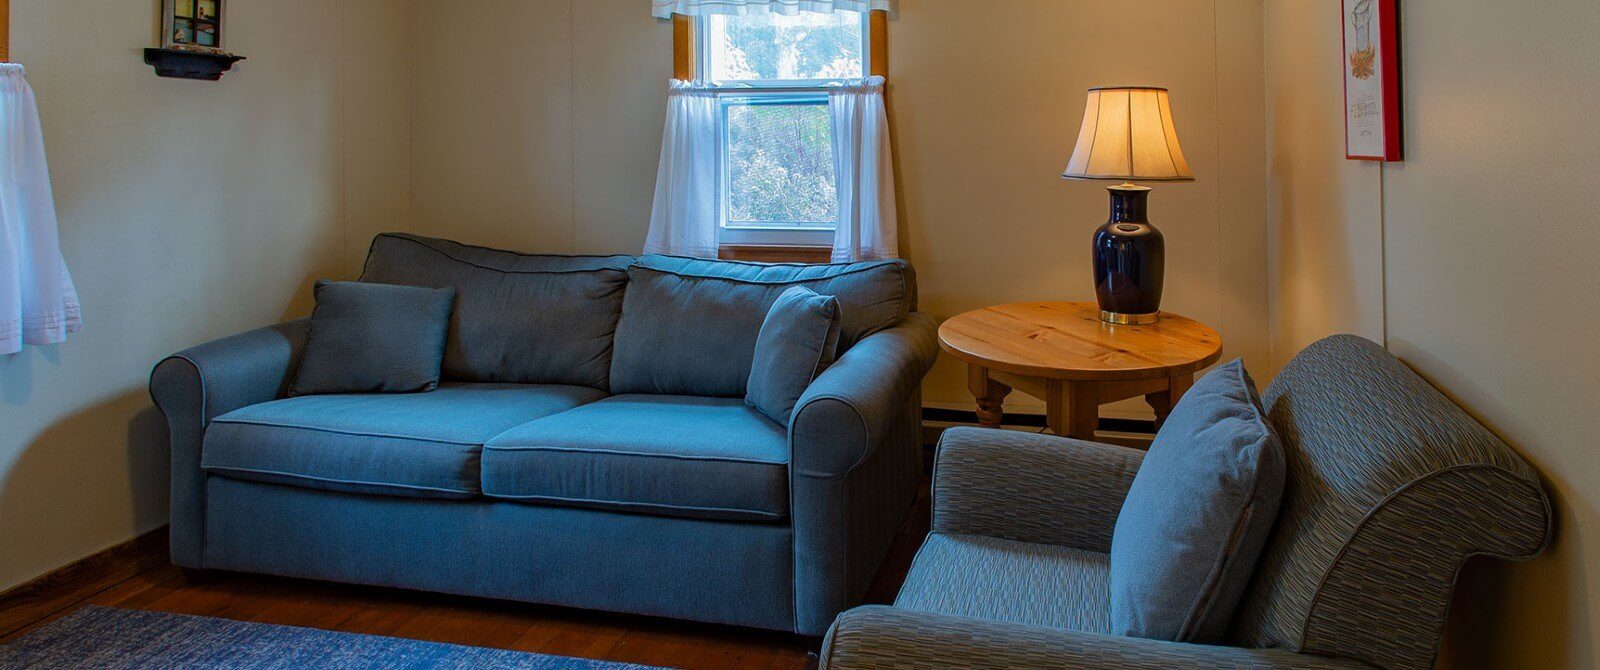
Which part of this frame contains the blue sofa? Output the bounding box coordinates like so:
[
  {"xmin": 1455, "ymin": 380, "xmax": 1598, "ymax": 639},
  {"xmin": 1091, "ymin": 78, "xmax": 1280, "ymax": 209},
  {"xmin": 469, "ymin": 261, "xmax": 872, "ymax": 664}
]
[{"xmin": 149, "ymin": 233, "xmax": 938, "ymax": 636}]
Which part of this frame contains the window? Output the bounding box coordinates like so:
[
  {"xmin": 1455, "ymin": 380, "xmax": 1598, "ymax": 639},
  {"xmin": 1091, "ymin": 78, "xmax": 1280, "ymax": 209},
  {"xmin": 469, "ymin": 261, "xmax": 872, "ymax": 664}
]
[
  {"xmin": 695, "ymin": 11, "xmax": 870, "ymax": 247},
  {"xmin": 164, "ymin": 0, "xmax": 226, "ymax": 49}
]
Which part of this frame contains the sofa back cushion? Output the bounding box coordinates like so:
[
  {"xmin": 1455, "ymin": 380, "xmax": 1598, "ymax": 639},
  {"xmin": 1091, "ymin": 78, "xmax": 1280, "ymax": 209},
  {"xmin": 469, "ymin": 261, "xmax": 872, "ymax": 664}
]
[
  {"xmin": 359, "ymin": 233, "xmax": 633, "ymax": 389},
  {"xmin": 609, "ymin": 255, "xmax": 917, "ymax": 397}
]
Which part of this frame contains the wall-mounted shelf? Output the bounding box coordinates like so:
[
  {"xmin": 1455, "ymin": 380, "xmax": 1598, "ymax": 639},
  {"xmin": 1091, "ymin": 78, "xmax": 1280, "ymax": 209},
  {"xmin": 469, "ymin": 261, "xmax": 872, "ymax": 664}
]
[{"xmin": 143, "ymin": 48, "xmax": 244, "ymax": 81}]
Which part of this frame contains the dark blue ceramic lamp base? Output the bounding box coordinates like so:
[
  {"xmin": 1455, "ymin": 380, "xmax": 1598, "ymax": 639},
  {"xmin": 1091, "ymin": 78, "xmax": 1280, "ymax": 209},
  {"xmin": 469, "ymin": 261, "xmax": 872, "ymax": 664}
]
[{"xmin": 1092, "ymin": 184, "xmax": 1165, "ymax": 324}]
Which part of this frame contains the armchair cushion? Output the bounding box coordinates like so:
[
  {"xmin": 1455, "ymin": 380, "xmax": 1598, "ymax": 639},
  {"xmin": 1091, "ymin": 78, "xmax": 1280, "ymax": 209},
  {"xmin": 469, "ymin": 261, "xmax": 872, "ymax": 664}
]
[
  {"xmin": 482, "ymin": 394, "xmax": 790, "ymax": 521},
  {"xmin": 896, "ymin": 532, "xmax": 1111, "ymax": 634},
  {"xmin": 203, "ymin": 382, "xmax": 603, "ymax": 499},
  {"xmin": 288, "ymin": 280, "xmax": 455, "ymax": 396},
  {"xmin": 746, "ymin": 286, "xmax": 841, "ymax": 424},
  {"xmin": 821, "ymin": 606, "xmax": 1376, "ymax": 670},
  {"xmin": 1110, "ymin": 359, "xmax": 1284, "ymax": 642}
]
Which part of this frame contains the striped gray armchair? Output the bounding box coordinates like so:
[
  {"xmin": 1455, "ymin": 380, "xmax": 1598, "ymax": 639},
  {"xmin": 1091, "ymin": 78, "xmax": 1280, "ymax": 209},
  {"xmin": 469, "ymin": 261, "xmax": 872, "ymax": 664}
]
[{"xmin": 821, "ymin": 335, "xmax": 1551, "ymax": 670}]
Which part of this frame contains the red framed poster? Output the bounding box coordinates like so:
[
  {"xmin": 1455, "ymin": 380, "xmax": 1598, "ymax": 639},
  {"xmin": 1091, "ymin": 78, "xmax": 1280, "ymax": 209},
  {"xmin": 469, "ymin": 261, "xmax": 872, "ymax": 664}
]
[{"xmin": 1343, "ymin": 0, "xmax": 1403, "ymax": 161}]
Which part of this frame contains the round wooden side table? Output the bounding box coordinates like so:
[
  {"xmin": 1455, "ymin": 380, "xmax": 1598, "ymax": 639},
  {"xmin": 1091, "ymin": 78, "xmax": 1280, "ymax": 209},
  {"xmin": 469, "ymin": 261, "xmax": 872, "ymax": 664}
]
[{"xmin": 938, "ymin": 302, "xmax": 1223, "ymax": 442}]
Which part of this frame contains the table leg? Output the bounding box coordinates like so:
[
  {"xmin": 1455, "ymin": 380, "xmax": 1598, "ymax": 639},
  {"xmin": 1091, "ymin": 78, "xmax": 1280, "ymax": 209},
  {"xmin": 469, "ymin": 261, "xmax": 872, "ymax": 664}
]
[
  {"xmin": 967, "ymin": 365, "xmax": 1011, "ymax": 429},
  {"xmin": 1145, "ymin": 373, "xmax": 1195, "ymax": 430},
  {"xmin": 1047, "ymin": 380, "xmax": 1100, "ymax": 440}
]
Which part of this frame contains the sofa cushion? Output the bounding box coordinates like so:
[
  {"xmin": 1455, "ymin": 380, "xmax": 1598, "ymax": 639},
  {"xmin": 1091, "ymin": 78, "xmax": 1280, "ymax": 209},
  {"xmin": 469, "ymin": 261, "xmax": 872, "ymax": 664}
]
[
  {"xmin": 895, "ymin": 532, "xmax": 1112, "ymax": 635},
  {"xmin": 1109, "ymin": 359, "xmax": 1285, "ymax": 643},
  {"xmin": 482, "ymin": 395, "xmax": 789, "ymax": 521},
  {"xmin": 289, "ymin": 280, "xmax": 456, "ymax": 396},
  {"xmin": 746, "ymin": 286, "xmax": 841, "ymax": 425},
  {"xmin": 364, "ymin": 233, "xmax": 635, "ymax": 273},
  {"xmin": 359, "ymin": 233, "xmax": 632, "ymax": 389},
  {"xmin": 635, "ymin": 254, "xmax": 916, "ymax": 348},
  {"xmin": 203, "ymin": 382, "xmax": 607, "ymax": 499},
  {"xmin": 610, "ymin": 255, "xmax": 914, "ymax": 396}
]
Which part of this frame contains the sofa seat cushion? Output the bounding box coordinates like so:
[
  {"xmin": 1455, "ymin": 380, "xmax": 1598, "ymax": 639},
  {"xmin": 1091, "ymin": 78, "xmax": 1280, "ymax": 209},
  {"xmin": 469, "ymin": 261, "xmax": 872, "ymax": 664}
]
[
  {"xmin": 203, "ymin": 383, "xmax": 607, "ymax": 499},
  {"xmin": 895, "ymin": 532, "xmax": 1112, "ymax": 635},
  {"xmin": 482, "ymin": 395, "xmax": 789, "ymax": 521}
]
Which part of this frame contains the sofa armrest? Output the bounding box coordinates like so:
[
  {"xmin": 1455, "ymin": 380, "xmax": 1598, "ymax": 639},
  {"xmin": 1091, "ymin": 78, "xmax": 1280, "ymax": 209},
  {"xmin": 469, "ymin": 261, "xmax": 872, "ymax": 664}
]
[
  {"xmin": 933, "ymin": 427, "xmax": 1143, "ymax": 553},
  {"xmin": 788, "ymin": 312, "xmax": 939, "ymax": 635},
  {"xmin": 148, "ymin": 319, "xmax": 309, "ymax": 567},
  {"xmin": 790, "ymin": 312, "xmax": 939, "ymax": 477},
  {"xmin": 821, "ymin": 606, "xmax": 1376, "ymax": 670}
]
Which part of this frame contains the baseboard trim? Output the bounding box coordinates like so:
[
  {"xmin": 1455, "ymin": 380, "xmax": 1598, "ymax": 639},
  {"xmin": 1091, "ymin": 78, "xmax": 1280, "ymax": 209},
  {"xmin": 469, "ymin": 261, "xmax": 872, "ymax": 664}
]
[
  {"xmin": 0, "ymin": 526, "xmax": 170, "ymax": 637},
  {"xmin": 921, "ymin": 407, "xmax": 1156, "ymax": 434}
]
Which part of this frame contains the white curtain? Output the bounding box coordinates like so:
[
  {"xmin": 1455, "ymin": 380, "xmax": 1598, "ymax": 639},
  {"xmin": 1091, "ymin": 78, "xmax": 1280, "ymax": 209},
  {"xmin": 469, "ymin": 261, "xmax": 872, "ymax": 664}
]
[
  {"xmin": 652, "ymin": 0, "xmax": 894, "ymax": 18},
  {"xmin": 644, "ymin": 81, "xmax": 720, "ymax": 257},
  {"xmin": 0, "ymin": 64, "xmax": 79, "ymax": 355},
  {"xmin": 646, "ymin": 76, "xmax": 900, "ymax": 262},
  {"xmin": 829, "ymin": 76, "xmax": 897, "ymax": 262}
]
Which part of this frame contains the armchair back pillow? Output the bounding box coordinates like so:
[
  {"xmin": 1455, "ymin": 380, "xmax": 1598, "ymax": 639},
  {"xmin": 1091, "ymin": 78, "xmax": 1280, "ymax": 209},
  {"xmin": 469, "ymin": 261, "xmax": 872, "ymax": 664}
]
[
  {"xmin": 746, "ymin": 286, "xmax": 842, "ymax": 425},
  {"xmin": 1109, "ymin": 358, "xmax": 1285, "ymax": 642},
  {"xmin": 289, "ymin": 280, "xmax": 455, "ymax": 396}
]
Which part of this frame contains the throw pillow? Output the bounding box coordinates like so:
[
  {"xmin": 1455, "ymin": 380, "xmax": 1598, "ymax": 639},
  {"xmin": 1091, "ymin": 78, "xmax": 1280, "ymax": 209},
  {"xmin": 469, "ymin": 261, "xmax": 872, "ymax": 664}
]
[
  {"xmin": 1108, "ymin": 358, "xmax": 1285, "ymax": 642},
  {"xmin": 289, "ymin": 280, "xmax": 456, "ymax": 396},
  {"xmin": 745, "ymin": 286, "xmax": 842, "ymax": 424}
]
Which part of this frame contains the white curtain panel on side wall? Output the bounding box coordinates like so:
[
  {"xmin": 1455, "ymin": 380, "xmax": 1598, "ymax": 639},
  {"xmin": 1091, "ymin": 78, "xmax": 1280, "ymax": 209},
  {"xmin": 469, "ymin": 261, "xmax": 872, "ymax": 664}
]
[
  {"xmin": 829, "ymin": 76, "xmax": 898, "ymax": 262},
  {"xmin": 0, "ymin": 63, "xmax": 80, "ymax": 355},
  {"xmin": 651, "ymin": 0, "xmax": 894, "ymax": 18},
  {"xmin": 645, "ymin": 81, "xmax": 720, "ymax": 258}
]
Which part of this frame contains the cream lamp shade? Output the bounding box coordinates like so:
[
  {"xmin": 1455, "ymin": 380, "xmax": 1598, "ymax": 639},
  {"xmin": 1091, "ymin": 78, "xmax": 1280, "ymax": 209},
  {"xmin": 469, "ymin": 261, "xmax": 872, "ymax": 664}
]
[{"xmin": 1063, "ymin": 87, "xmax": 1194, "ymax": 182}]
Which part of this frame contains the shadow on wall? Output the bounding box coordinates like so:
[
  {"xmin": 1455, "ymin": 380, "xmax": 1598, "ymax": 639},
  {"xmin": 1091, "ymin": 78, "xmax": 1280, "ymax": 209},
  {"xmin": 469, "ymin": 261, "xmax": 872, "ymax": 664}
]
[
  {"xmin": 0, "ymin": 349, "xmax": 171, "ymax": 589},
  {"xmin": 1439, "ymin": 482, "xmax": 1593, "ymax": 669},
  {"xmin": 1400, "ymin": 343, "xmax": 1595, "ymax": 670}
]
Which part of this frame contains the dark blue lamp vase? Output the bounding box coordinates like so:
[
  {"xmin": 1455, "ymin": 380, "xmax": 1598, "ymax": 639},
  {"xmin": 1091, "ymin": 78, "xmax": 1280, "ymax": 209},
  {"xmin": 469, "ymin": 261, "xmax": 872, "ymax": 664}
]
[{"xmin": 1092, "ymin": 184, "xmax": 1164, "ymax": 325}]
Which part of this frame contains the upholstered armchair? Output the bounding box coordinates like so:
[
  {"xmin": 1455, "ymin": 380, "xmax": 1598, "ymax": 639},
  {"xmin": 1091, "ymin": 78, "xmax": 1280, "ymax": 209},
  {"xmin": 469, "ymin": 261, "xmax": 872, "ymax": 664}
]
[{"xmin": 821, "ymin": 335, "xmax": 1552, "ymax": 669}]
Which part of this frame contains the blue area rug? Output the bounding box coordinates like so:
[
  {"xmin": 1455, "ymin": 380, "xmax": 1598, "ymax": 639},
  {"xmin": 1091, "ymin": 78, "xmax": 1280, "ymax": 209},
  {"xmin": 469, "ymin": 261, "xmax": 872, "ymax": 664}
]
[{"xmin": 0, "ymin": 606, "xmax": 667, "ymax": 669}]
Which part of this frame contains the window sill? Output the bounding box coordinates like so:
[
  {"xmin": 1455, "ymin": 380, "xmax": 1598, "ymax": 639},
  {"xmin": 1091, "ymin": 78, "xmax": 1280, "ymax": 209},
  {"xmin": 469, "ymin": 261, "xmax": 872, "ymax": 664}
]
[{"xmin": 718, "ymin": 244, "xmax": 832, "ymax": 264}]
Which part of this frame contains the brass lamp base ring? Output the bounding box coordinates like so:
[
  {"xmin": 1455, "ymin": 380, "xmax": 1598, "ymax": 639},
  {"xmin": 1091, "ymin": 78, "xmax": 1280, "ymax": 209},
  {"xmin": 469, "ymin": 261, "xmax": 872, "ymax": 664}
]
[{"xmin": 1100, "ymin": 310, "xmax": 1160, "ymax": 325}]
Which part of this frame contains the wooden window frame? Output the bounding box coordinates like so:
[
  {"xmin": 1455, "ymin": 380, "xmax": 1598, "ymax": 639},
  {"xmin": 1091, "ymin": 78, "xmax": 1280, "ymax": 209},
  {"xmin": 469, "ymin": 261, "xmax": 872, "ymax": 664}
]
[
  {"xmin": 674, "ymin": 10, "xmax": 889, "ymax": 264},
  {"xmin": 674, "ymin": 10, "xmax": 888, "ymax": 81},
  {"xmin": 1, "ymin": 0, "xmax": 10, "ymax": 62}
]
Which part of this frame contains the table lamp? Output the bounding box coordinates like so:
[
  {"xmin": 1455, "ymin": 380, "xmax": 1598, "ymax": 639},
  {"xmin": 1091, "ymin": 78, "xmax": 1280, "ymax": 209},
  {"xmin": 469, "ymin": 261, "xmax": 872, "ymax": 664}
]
[{"xmin": 1063, "ymin": 86, "xmax": 1194, "ymax": 325}]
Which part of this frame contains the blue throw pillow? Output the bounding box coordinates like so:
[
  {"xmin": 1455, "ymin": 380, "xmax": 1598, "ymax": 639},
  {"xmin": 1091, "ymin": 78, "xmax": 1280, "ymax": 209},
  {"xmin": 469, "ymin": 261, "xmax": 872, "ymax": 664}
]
[
  {"xmin": 745, "ymin": 286, "xmax": 842, "ymax": 425},
  {"xmin": 289, "ymin": 280, "xmax": 456, "ymax": 396},
  {"xmin": 1109, "ymin": 359, "xmax": 1285, "ymax": 642}
]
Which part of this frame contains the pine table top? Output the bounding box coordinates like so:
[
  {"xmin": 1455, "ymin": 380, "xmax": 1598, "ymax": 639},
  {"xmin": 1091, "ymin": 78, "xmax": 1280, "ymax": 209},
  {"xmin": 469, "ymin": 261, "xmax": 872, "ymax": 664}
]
[{"xmin": 938, "ymin": 302, "xmax": 1223, "ymax": 382}]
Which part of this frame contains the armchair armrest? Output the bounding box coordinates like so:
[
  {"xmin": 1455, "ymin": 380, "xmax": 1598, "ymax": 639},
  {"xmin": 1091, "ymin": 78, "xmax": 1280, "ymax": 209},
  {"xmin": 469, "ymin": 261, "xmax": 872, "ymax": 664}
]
[
  {"xmin": 148, "ymin": 319, "xmax": 309, "ymax": 566},
  {"xmin": 821, "ymin": 606, "xmax": 1376, "ymax": 670},
  {"xmin": 933, "ymin": 427, "xmax": 1143, "ymax": 553},
  {"xmin": 788, "ymin": 312, "xmax": 939, "ymax": 635}
]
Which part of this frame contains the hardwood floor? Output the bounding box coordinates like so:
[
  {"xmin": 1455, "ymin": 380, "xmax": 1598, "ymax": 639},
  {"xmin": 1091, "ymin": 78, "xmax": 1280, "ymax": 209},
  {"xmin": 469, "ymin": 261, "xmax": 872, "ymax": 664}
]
[{"xmin": 0, "ymin": 482, "xmax": 931, "ymax": 670}]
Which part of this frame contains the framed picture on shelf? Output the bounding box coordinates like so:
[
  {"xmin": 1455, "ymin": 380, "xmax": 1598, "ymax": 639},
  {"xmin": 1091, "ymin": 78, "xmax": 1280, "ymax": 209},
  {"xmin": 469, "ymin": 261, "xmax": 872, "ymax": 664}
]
[
  {"xmin": 162, "ymin": 0, "xmax": 227, "ymax": 51},
  {"xmin": 1343, "ymin": 0, "xmax": 1403, "ymax": 161}
]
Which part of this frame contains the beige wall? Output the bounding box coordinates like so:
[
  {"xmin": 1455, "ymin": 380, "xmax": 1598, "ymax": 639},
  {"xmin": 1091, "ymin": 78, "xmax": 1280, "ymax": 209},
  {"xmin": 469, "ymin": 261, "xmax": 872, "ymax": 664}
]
[
  {"xmin": 1264, "ymin": 1, "xmax": 1600, "ymax": 668},
  {"xmin": 405, "ymin": 0, "xmax": 1272, "ymax": 418},
  {"xmin": 0, "ymin": 0, "xmax": 411, "ymax": 591},
  {"xmin": 407, "ymin": 0, "xmax": 669, "ymax": 256},
  {"xmin": 1262, "ymin": 1, "xmax": 1385, "ymax": 368}
]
